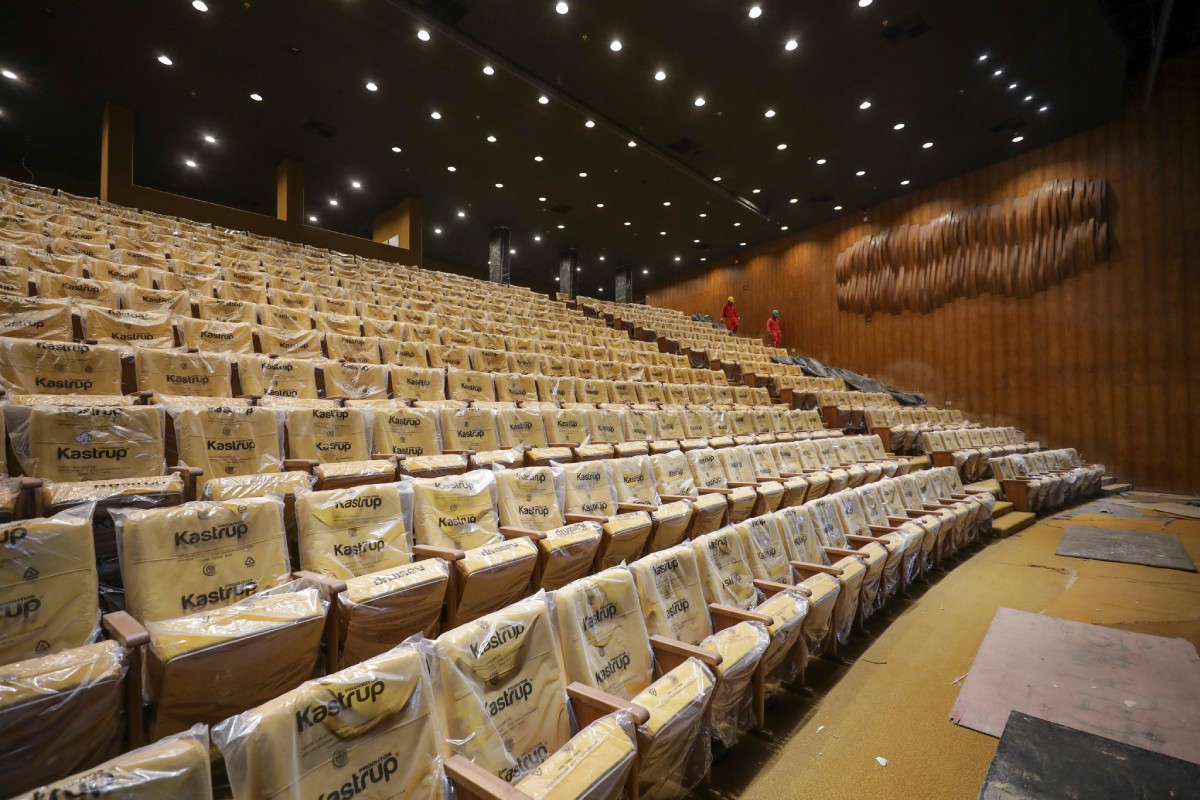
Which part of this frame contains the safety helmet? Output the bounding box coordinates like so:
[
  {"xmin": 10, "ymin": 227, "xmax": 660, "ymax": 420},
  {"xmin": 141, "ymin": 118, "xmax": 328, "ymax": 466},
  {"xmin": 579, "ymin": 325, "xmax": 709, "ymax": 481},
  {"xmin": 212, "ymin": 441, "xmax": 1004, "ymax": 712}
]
[
  {"xmin": 727, "ymin": 296, "xmax": 735, "ymax": 303},
  {"xmin": 772, "ymin": 310, "xmax": 780, "ymax": 318}
]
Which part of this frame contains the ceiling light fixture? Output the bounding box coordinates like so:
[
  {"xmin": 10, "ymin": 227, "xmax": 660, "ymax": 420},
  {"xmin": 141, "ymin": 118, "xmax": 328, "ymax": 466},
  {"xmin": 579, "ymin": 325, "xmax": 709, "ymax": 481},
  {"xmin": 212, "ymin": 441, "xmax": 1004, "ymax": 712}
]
[
  {"xmin": 185, "ymin": 159, "xmax": 197, "ymax": 168},
  {"xmin": 752, "ymin": 188, "xmax": 761, "ymax": 194},
  {"xmin": 785, "ymin": 39, "xmax": 798, "ymax": 51},
  {"xmin": 740, "ymin": 242, "xmax": 747, "ymax": 246},
  {"xmin": 351, "ymin": 180, "xmax": 362, "ymax": 189},
  {"xmin": 534, "ymin": 155, "xmax": 544, "ymax": 161},
  {"xmin": 538, "ymin": 95, "xmax": 550, "ymax": 104},
  {"xmin": 642, "ymin": 269, "xmax": 649, "ymax": 274},
  {"xmin": 781, "ymin": 226, "xmax": 789, "ymax": 231},
  {"xmin": 482, "ymin": 65, "xmax": 495, "ymax": 76},
  {"xmin": 922, "ymin": 141, "xmax": 933, "ymax": 148},
  {"xmin": 816, "ymin": 158, "xmax": 827, "ymax": 164},
  {"xmin": 993, "ymin": 68, "xmax": 1003, "ymax": 76},
  {"xmin": 250, "ymin": 92, "xmax": 263, "ymax": 101},
  {"xmin": 734, "ymin": 222, "xmax": 741, "ymax": 227},
  {"xmin": 365, "ymin": 81, "xmax": 378, "ymax": 91},
  {"xmin": 434, "ymin": 227, "xmax": 443, "ymax": 234},
  {"xmin": 309, "ymin": 215, "xmax": 318, "ymax": 222},
  {"xmin": 192, "ymin": 0, "xmax": 208, "ymax": 10},
  {"xmin": 1008, "ymin": 82, "xmax": 1018, "ymax": 90},
  {"xmin": 430, "ymin": 111, "xmax": 442, "ymax": 119},
  {"xmin": 203, "ymin": 134, "xmax": 216, "ymax": 143},
  {"xmin": 579, "ymin": 172, "xmax": 588, "ymax": 177},
  {"xmin": 694, "ymin": 96, "xmax": 706, "ymax": 106},
  {"xmin": 978, "ymin": 53, "xmax": 988, "ymax": 61},
  {"xmin": 693, "ymin": 239, "xmax": 700, "ymax": 243},
  {"xmin": 446, "ymin": 166, "xmax": 456, "ymax": 172},
  {"xmin": 859, "ymin": 100, "xmax": 872, "ymax": 109},
  {"xmin": 534, "ymin": 235, "xmax": 542, "ymax": 241},
  {"xmin": 610, "ymin": 40, "xmax": 622, "ymax": 52},
  {"xmin": 675, "ymin": 256, "xmax": 682, "ymax": 261},
  {"xmin": 660, "ymin": 231, "xmax": 666, "ymax": 235},
  {"xmin": 699, "ymin": 213, "xmax": 707, "ymax": 217},
  {"xmin": 495, "ymin": 183, "xmax": 504, "ymax": 188},
  {"xmin": 893, "ymin": 122, "xmax": 905, "ymax": 130},
  {"xmin": 834, "ymin": 205, "xmax": 843, "ymax": 210},
  {"xmin": 777, "ymin": 143, "xmax": 787, "ymax": 150},
  {"xmin": 858, "ymin": 0, "xmax": 873, "ymax": 6},
  {"xmin": 1038, "ymin": 105, "xmax": 1049, "ymax": 113},
  {"xmin": 654, "ymin": 70, "xmax": 666, "ymax": 81},
  {"xmin": 510, "ymin": 248, "xmax": 516, "ymax": 254},
  {"xmin": 749, "ymin": 6, "xmax": 762, "ymax": 18},
  {"xmin": 764, "ymin": 108, "xmax": 776, "ymax": 118},
  {"xmin": 457, "ymin": 210, "xmax": 466, "ymax": 218},
  {"xmin": 417, "ymin": 29, "xmax": 431, "ymax": 41},
  {"xmin": 624, "ymin": 221, "xmax": 632, "ymax": 226},
  {"xmin": 1023, "ymin": 94, "xmax": 1033, "ymax": 102},
  {"xmin": 713, "ymin": 176, "xmax": 721, "ymax": 181},
  {"xmin": 901, "ymin": 179, "xmax": 910, "ymax": 185},
  {"xmin": 599, "ymin": 256, "xmax": 606, "ymax": 261},
  {"xmin": 1, "ymin": 70, "xmax": 16, "ymax": 81},
  {"xmin": 555, "ymin": 2, "xmax": 568, "ymax": 13},
  {"xmin": 329, "ymin": 199, "xmax": 339, "ymax": 206},
  {"xmin": 487, "ymin": 135, "xmax": 497, "ymax": 142},
  {"xmin": 157, "ymin": 55, "xmax": 173, "ymax": 66},
  {"xmin": 1012, "ymin": 135, "xmax": 1024, "ymax": 143},
  {"xmin": 789, "ymin": 198, "xmax": 798, "ymax": 203},
  {"xmin": 597, "ymin": 287, "xmax": 603, "ymax": 292},
  {"xmin": 596, "ymin": 202, "xmax": 605, "ymax": 208},
  {"xmin": 538, "ymin": 196, "xmax": 547, "ymax": 201},
  {"xmin": 391, "ymin": 146, "xmax": 402, "ymax": 153},
  {"xmin": 585, "ymin": 120, "xmax": 595, "ymax": 128},
  {"xmin": 558, "ymin": 224, "xmax": 566, "ymax": 229},
  {"xmin": 628, "ymin": 140, "xmax": 637, "ymax": 147},
  {"xmin": 856, "ymin": 170, "xmax": 866, "ymax": 176}
]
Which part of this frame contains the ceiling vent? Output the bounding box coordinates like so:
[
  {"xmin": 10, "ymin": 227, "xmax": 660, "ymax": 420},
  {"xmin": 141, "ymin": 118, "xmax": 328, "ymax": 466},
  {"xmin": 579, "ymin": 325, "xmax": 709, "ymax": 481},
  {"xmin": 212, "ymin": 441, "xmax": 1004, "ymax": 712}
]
[
  {"xmin": 989, "ymin": 116, "xmax": 1028, "ymax": 134},
  {"xmin": 549, "ymin": 203, "xmax": 573, "ymax": 214},
  {"xmin": 419, "ymin": 0, "xmax": 469, "ymax": 25},
  {"xmin": 881, "ymin": 14, "xmax": 931, "ymax": 45},
  {"xmin": 301, "ymin": 119, "xmax": 337, "ymax": 138},
  {"xmin": 667, "ymin": 137, "xmax": 701, "ymax": 154},
  {"xmin": 808, "ymin": 193, "xmax": 835, "ymax": 203}
]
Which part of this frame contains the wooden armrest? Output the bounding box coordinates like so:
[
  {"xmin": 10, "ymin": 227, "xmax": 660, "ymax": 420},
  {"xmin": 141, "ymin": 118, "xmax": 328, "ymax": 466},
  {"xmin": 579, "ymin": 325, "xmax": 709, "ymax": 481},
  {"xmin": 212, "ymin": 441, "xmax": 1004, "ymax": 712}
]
[
  {"xmin": 102, "ymin": 611, "xmax": 149, "ymax": 648},
  {"xmin": 282, "ymin": 458, "xmax": 319, "ymax": 472},
  {"xmin": 725, "ymin": 481, "xmax": 760, "ymax": 488},
  {"xmin": 698, "ymin": 487, "xmax": 733, "ymax": 496},
  {"xmin": 292, "ymin": 570, "xmax": 348, "ymax": 595},
  {"xmin": 616, "ymin": 502, "xmax": 656, "ymax": 513},
  {"xmin": 443, "ymin": 449, "xmax": 475, "ymax": 457},
  {"xmin": 659, "ymin": 494, "xmax": 692, "ymax": 503},
  {"xmin": 370, "ymin": 453, "xmax": 400, "ymax": 462},
  {"xmin": 445, "ymin": 755, "xmax": 528, "ymax": 800},
  {"xmin": 849, "ymin": 533, "xmax": 892, "ymax": 547},
  {"xmin": 825, "ymin": 547, "xmax": 861, "ymax": 559},
  {"xmin": 753, "ymin": 578, "xmax": 798, "ymax": 597},
  {"xmin": 755, "ymin": 475, "xmax": 785, "ymax": 483},
  {"xmin": 413, "ymin": 544, "xmax": 465, "ymax": 561},
  {"xmin": 888, "ymin": 516, "xmax": 915, "ymax": 526},
  {"xmin": 648, "ymin": 634, "xmax": 723, "ymax": 670},
  {"xmin": 866, "ymin": 525, "xmax": 901, "ymax": 535},
  {"xmin": 499, "ymin": 526, "xmax": 546, "ymax": 541},
  {"xmin": 547, "ymin": 441, "xmax": 581, "ymax": 449},
  {"xmin": 779, "ymin": 471, "xmax": 805, "ymax": 478},
  {"xmin": 709, "ymin": 602, "xmax": 773, "ymax": 628},
  {"xmin": 564, "ymin": 512, "xmax": 608, "ymax": 524},
  {"xmin": 567, "ymin": 682, "xmax": 650, "ymax": 727},
  {"xmin": 905, "ymin": 508, "xmax": 931, "ymax": 517}
]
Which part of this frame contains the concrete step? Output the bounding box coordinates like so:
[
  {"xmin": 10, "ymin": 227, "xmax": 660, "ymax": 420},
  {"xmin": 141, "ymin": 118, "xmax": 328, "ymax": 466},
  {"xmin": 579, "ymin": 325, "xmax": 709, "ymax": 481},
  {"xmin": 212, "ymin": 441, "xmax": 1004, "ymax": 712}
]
[
  {"xmin": 991, "ymin": 500, "xmax": 1014, "ymax": 518},
  {"xmin": 993, "ymin": 511, "xmax": 1038, "ymax": 538},
  {"xmin": 1101, "ymin": 475, "xmax": 1117, "ymax": 486},
  {"xmin": 1101, "ymin": 483, "xmax": 1133, "ymax": 496}
]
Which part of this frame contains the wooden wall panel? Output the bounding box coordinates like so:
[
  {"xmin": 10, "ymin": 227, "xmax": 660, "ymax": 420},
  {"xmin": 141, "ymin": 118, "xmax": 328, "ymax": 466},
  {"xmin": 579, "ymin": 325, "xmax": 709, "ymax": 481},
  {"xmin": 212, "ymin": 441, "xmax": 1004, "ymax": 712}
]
[{"xmin": 647, "ymin": 54, "xmax": 1200, "ymax": 495}]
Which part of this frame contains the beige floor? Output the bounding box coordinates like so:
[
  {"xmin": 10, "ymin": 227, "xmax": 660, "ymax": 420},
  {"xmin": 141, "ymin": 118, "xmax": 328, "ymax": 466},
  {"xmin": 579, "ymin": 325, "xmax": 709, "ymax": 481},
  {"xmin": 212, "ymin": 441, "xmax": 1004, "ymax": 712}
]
[{"xmin": 703, "ymin": 496, "xmax": 1200, "ymax": 800}]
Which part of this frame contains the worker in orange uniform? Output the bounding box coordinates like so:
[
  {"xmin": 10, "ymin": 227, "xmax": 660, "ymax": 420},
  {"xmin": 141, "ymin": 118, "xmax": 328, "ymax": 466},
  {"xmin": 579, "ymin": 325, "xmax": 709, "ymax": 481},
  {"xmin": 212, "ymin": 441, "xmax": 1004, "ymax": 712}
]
[
  {"xmin": 767, "ymin": 309, "xmax": 782, "ymax": 348},
  {"xmin": 720, "ymin": 296, "xmax": 739, "ymax": 334}
]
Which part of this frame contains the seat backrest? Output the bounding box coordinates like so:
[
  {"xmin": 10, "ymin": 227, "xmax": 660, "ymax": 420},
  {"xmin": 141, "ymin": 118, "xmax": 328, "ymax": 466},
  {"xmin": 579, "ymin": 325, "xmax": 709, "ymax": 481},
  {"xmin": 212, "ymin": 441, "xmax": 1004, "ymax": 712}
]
[
  {"xmin": 0, "ymin": 296, "xmax": 73, "ymax": 342},
  {"xmin": 236, "ymin": 355, "xmax": 319, "ymax": 400},
  {"xmin": 545, "ymin": 408, "xmax": 589, "ymax": 445},
  {"xmin": 806, "ymin": 496, "xmax": 849, "ymax": 548},
  {"xmin": 323, "ymin": 361, "xmax": 388, "ymax": 401},
  {"xmin": 387, "ymin": 365, "xmax": 445, "ymax": 402},
  {"xmin": 371, "ymin": 404, "xmax": 441, "ymax": 457},
  {"xmin": 410, "ymin": 469, "xmax": 500, "ymax": 550},
  {"xmin": 80, "ymin": 306, "xmax": 176, "ymax": 349},
  {"xmin": 256, "ymin": 326, "xmax": 323, "ymax": 359},
  {"xmin": 117, "ymin": 496, "xmax": 292, "ymax": 623},
  {"xmin": 605, "ymin": 456, "xmax": 661, "ymax": 506},
  {"xmin": 552, "ymin": 566, "xmax": 655, "ymax": 699},
  {"xmin": 325, "ymin": 333, "xmax": 381, "ymax": 364},
  {"xmin": 692, "ymin": 529, "xmax": 761, "ymax": 610},
  {"xmin": 587, "ymin": 408, "xmax": 626, "ymax": 444},
  {"xmin": 625, "ymin": 408, "xmax": 655, "ymax": 442},
  {"xmin": 8, "ymin": 401, "xmax": 164, "ymax": 482},
  {"xmin": 286, "ymin": 406, "xmax": 371, "ymax": 463},
  {"xmin": 180, "ymin": 318, "xmax": 254, "ymax": 355},
  {"xmin": 215, "ymin": 642, "xmax": 442, "ymax": 800},
  {"xmin": 434, "ymin": 595, "xmax": 570, "ymax": 782},
  {"xmin": 0, "ymin": 338, "xmax": 124, "ymax": 396},
  {"xmin": 494, "ymin": 371, "xmax": 539, "ymax": 403},
  {"xmin": 496, "ymin": 467, "xmax": 567, "ymax": 532},
  {"xmin": 629, "ymin": 544, "xmax": 713, "ymax": 646},
  {"xmin": 135, "ymin": 349, "xmax": 233, "ymax": 398},
  {"xmin": 717, "ymin": 446, "xmax": 757, "ymax": 483},
  {"xmin": 197, "ymin": 296, "xmax": 256, "ymax": 323},
  {"xmin": 296, "ymin": 482, "xmax": 414, "ymax": 579},
  {"xmin": 686, "ymin": 448, "xmax": 729, "ymax": 491},
  {"xmin": 447, "ymin": 368, "xmax": 497, "ymax": 403},
  {"xmin": 170, "ymin": 404, "xmax": 283, "ymax": 490},
  {"xmin": 560, "ymin": 461, "xmax": 620, "ymax": 517},
  {"xmin": 437, "ymin": 407, "xmax": 501, "ymax": 452},
  {"xmin": 737, "ymin": 514, "xmax": 793, "ymax": 584},
  {"xmin": 772, "ymin": 505, "xmax": 829, "ymax": 566},
  {"xmin": 855, "ymin": 484, "xmax": 890, "ymax": 526}
]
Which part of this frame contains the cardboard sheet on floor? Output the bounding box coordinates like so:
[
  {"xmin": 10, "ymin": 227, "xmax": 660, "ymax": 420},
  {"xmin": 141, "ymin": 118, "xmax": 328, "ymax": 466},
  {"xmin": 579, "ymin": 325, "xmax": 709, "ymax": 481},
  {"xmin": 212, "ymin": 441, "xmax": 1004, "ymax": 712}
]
[
  {"xmin": 978, "ymin": 710, "xmax": 1200, "ymax": 800},
  {"xmin": 1149, "ymin": 502, "xmax": 1200, "ymax": 521},
  {"xmin": 1056, "ymin": 525, "xmax": 1195, "ymax": 572},
  {"xmin": 951, "ymin": 608, "xmax": 1200, "ymax": 765}
]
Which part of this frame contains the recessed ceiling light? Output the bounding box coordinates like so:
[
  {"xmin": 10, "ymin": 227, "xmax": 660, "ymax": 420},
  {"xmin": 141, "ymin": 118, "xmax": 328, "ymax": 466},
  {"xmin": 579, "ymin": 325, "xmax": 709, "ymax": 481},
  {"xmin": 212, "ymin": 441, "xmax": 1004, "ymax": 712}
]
[
  {"xmin": 446, "ymin": 165, "xmax": 456, "ymax": 172},
  {"xmin": 789, "ymin": 198, "xmax": 798, "ymax": 203},
  {"xmin": 250, "ymin": 92, "xmax": 263, "ymax": 101},
  {"xmin": 1012, "ymin": 135, "xmax": 1024, "ymax": 143},
  {"xmin": 555, "ymin": 276, "xmax": 560, "ymax": 282},
  {"xmin": 365, "ymin": 81, "xmax": 378, "ymax": 92},
  {"xmin": 430, "ymin": 111, "xmax": 442, "ymax": 119},
  {"xmin": 487, "ymin": 135, "xmax": 497, "ymax": 142},
  {"xmin": 482, "ymin": 65, "xmax": 495, "ymax": 76},
  {"xmin": 900, "ymin": 179, "xmax": 910, "ymax": 185},
  {"xmin": 1008, "ymin": 82, "xmax": 1018, "ymax": 90},
  {"xmin": 192, "ymin": 0, "xmax": 208, "ymax": 10},
  {"xmin": 579, "ymin": 172, "xmax": 588, "ymax": 178},
  {"xmin": 785, "ymin": 39, "xmax": 798, "ymax": 51},
  {"xmin": 654, "ymin": 70, "xmax": 666, "ymax": 81},
  {"xmin": 457, "ymin": 210, "xmax": 466, "ymax": 218},
  {"xmin": 816, "ymin": 158, "xmax": 827, "ymax": 164},
  {"xmin": 859, "ymin": 100, "xmax": 872, "ymax": 110},
  {"xmin": 858, "ymin": 0, "xmax": 873, "ymax": 7},
  {"xmin": 628, "ymin": 140, "xmax": 637, "ymax": 148},
  {"xmin": 780, "ymin": 226, "xmax": 789, "ymax": 231},
  {"xmin": 391, "ymin": 146, "xmax": 402, "ymax": 153},
  {"xmin": 713, "ymin": 176, "xmax": 721, "ymax": 181},
  {"xmin": 596, "ymin": 202, "xmax": 605, "ymax": 208},
  {"xmin": 558, "ymin": 224, "xmax": 566, "ymax": 229},
  {"xmin": 642, "ymin": 269, "xmax": 649, "ymax": 274},
  {"xmin": 534, "ymin": 235, "xmax": 542, "ymax": 241},
  {"xmin": 597, "ymin": 287, "xmax": 603, "ymax": 292},
  {"xmin": 699, "ymin": 213, "xmax": 707, "ymax": 218},
  {"xmin": 752, "ymin": 188, "xmax": 761, "ymax": 194},
  {"xmin": 993, "ymin": 69, "xmax": 1003, "ymax": 76},
  {"xmin": 1023, "ymin": 95, "xmax": 1033, "ymax": 102},
  {"xmin": 856, "ymin": 170, "xmax": 866, "ymax": 176},
  {"xmin": 495, "ymin": 183, "xmax": 504, "ymax": 188},
  {"xmin": 203, "ymin": 134, "xmax": 216, "ymax": 143},
  {"xmin": 534, "ymin": 155, "xmax": 544, "ymax": 162},
  {"xmin": 674, "ymin": 256, "xmax": 682, "ymax": 262},
  {"xmin": 538, "ymin": 95, "xmax": 550, "ymax": 104},
  {"xmin": 509, "ymin": 248, "xmax": 516, "ymax": 254},
  {"xmin": 764, "ymin": 108, "xmax": 776, "ymax": 118},
  {"xmin": 610, "ymin": 40, "xmax": 622, "ymax": 52},
  {"xmin": 1038, "ymin": 105, "xmax": 1049, "ymax": 113},
  {"xmin": 308, "ymin": 215, "xmax": 317, "ymax": 222},
  {"xmin": 599, "ymin": 256, "xmax": 606, "ymax": 261},
  {"xmin": 922, "ymin": 141, "xmax": 933, "ymax": 148},
  {"xmin": 663, "ymin": 201, "xmax": 671, "ymax": 206},
  {"xmin": 893, "ymin": 122, "xmax": 905, "ymax": 130},
  {"xmin": 351, "ymin": 180, "xmax": 362, "ymax": 189},
  {"xmin": 660, "ymin": 231, "xmax": 667, "ymax": 235},
  {"xmin": 434, "ymin": 227, "xmax": 443, "ymax": 234},
  {"xmin": 185, "ymin": 159, "xmax": 197, "ymax": 168},
  {"xmin": 329, "ymin": 199, "xmax": 339, "ymax": 206},
  {"xmin": 748, "ymin": 6, "xmax": 762, "ymax": 19},
  {"xmin": 978, "ymin": 53, "xmax": 988, "ymax": 61},
  {"xmin": 734, "ymin": 222, "xmax": 742, "ymax": 227},
  {"xmin": 624, "ymin": 221, "xmax": 632, "ymax": 226},
  {"xmin": 157, "ymin": 55, "xmax": 173, "ymax": 66},
  {"xmin": 538, "ymin": 196, "xmax": 547, "ymax": 201},
  {"xmin": 701, "ymin": 258, "xmax": 707, "ymax": 262},
  {"xmin": 740, "ymin": 242, "xmax": 747, "ymax": 246},
  {"xmin": 693, "ymin": 239, "xmax": 700, "ymax": 243},
  {"xmin": 777, "ymin": 143, "xmax": 787, "ymax": 150},
  {"xmin": 834, "ymin": 205, "xmax": 843, "ymax": 210},
  {"xmin": 1, "ymin": 70, "xmax": 16, "ymax": 81},
  {"xmin": 585, "ymin": 120, "xmax": 595, "ymax": 128},
  {"xmin": 555, "ymin": 1, "xmax": 569, "ymax": 13},
  {"xmin": 417, "ymin": 29, "xmax": 431, "ymax": 41},
  {"xmin": 694, "ymin": 97, "xmax": 706, "ymax": 107}
]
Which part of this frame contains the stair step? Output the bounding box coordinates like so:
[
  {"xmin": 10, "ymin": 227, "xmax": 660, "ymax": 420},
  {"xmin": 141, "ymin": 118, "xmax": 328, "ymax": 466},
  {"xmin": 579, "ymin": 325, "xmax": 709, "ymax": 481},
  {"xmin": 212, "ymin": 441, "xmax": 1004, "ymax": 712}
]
[
  {"xmin": 968, "ymin": 479, "xmax": 1001, "ymax": 494},
  {"xmin": 908, "ymin": 455, "xmax": 932, "ymax": 470},
  {"xmin": 991, "ymin": 500, "xmax": 1014, "ymax": 517},
  {"xmin": 1101, "ymin": 483, "xmax": 1133, "ymax": 496},
  {"xmin": 1101, "ymin": 475, "xmax": 1117, "ymax": 486},
  {"xmin": 993, "ymin": 511, "xmax": 1038, "ymax": 538}
]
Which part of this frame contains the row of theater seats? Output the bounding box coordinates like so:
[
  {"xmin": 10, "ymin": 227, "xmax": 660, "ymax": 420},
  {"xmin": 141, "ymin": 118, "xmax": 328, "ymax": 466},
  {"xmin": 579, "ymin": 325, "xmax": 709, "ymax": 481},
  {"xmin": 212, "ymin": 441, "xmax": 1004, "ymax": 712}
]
[
  {"xmin": 988, "ymin": 450, "xmax": 1105, "ymax": 514},
  {"xmin": 921, "ymin": 427, "xmax": 1040, "ymax": 481},
  {"xmin": 1, "ymin": 457, "xmax": 995, "ymax": 799}
]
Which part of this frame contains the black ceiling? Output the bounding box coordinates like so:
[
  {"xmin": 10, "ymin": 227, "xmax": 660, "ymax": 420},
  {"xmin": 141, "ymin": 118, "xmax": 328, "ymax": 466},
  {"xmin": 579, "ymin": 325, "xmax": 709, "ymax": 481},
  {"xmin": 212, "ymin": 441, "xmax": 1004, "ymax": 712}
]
[{"xmin": 0, "ymin": 0, "xmax": 1140, "ymax": 292}]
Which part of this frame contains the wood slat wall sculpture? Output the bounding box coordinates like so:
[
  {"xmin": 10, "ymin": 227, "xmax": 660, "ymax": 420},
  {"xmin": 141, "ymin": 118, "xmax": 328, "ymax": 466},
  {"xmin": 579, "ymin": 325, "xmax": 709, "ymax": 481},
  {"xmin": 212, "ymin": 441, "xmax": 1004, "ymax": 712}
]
[{"xmin": 836, "ymin": 179, "xmax": 1110, "ymax": 315}]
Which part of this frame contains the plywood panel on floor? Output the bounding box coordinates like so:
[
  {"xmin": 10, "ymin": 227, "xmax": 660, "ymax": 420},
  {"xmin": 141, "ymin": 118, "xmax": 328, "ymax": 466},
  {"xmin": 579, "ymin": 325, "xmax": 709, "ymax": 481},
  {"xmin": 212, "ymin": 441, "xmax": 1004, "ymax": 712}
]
[{"xmin": 1056, "ymin": 525, "xmax": 1197, "ymax": 572}]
